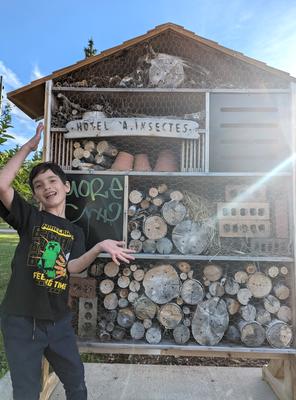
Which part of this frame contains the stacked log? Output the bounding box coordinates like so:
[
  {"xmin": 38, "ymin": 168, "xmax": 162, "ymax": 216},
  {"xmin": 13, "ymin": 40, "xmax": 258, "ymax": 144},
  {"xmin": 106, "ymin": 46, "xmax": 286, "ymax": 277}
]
[
  {"xmin": 72, "ymin": 140, "xmax": 118, "ymax": 171},
  {"xmin": 128, "ymin": 185, "xmax": 211, "ymax": 254},
  {"xmin": 86, "ymin": 260, "xmax": 292, "ymax": 348}
]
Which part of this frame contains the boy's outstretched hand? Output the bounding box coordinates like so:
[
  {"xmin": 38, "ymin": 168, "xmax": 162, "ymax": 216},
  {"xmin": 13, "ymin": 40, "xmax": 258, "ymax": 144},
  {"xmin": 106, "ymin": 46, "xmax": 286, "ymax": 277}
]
[
  {"xmin": 99, "ymin": 240, "xmax": 135, "ymax": 265},
  {"xmin": 25, "ymin": 122, "xmax": 44, "ymax": 151}
]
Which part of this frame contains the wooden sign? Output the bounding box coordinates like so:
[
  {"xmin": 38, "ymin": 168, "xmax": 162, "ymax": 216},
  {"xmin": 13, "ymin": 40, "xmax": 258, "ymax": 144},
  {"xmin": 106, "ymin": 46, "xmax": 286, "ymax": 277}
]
[
  {"xmin": 65, "ymin": 174, "xmax": 124, "ymax": 250},
  {"xmin": 65, "ymin": 117, "xmax": 199, "ymax": 139}
]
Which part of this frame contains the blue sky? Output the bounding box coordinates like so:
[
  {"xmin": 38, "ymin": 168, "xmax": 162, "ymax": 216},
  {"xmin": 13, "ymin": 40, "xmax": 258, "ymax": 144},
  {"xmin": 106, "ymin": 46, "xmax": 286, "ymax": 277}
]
[{"xmin": 1, "ymin": 0, "xmax": 296, "ymax": 149}]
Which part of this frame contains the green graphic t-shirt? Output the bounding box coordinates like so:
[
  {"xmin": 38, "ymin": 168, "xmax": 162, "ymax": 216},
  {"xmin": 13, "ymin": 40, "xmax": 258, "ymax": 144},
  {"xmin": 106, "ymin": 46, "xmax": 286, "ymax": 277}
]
[{"xmin": 0, "ymin": 191, "xmax": 85, "ymax": 320}]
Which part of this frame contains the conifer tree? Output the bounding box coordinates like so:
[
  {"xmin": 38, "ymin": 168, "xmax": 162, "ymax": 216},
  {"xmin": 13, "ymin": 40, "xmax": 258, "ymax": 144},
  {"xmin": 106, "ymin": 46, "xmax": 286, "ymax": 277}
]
[{"xmin": 84, "ymin": 37, "xmax": 97, "ymax": 58}]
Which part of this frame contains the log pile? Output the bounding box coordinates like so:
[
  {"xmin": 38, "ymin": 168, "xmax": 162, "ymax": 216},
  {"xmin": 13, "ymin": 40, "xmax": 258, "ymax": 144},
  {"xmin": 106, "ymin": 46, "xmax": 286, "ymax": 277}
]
[
  {"xmin": 72, "ymin": 140, "xmax": 119, "ymax": 171},
  {"xmin": 77, "ymin": 260, "xmax": 293, "ymax": 348},
  {"xmin": 128, "ymin": 185, "xmax": 212, "ymax": 255}
]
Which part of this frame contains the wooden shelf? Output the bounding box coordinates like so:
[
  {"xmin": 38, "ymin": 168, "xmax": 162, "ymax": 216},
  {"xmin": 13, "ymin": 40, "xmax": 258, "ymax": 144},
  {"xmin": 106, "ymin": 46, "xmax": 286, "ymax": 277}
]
[
  {"xmin": 98, "ymin": 253, "xmax": 294, "ymax": 263},
  {"xmin": 77, "ymin": 338, "xmax": 296, "ymax": 358},
  {"xmin": 52, "ymin": 86, "xmax": 291, "ymax": 94}
]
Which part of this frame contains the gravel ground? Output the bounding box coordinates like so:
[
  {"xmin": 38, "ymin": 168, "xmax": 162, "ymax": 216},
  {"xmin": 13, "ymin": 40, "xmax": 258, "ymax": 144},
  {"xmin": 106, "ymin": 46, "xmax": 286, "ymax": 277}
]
[{"xmin": 81, "ymin": 353, "xmax": 269, "ymax": 368}]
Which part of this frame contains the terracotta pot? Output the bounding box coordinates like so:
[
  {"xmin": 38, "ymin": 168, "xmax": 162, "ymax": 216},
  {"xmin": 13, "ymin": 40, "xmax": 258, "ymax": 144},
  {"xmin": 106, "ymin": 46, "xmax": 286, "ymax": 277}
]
[
  {"xmin": 134, "ymin": 153, "xmax": 152, "ymax": 171},
  {"xmin": 153, "ymin": 150, "xmax": 178, "ymax": 172},
  {"xmin": 110, "ymin": 151, "xmax": 134, "ymax": 171}
]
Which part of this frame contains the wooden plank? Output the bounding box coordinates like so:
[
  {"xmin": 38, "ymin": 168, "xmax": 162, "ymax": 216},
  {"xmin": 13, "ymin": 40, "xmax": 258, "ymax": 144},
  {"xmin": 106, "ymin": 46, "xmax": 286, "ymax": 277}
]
[
  {"xmin": 43, "ymin": 80, "xmax": 52, "ymax": 162},
  {"xmin": 77, "ymin": 340, "xmax": 296, "ymax": 358},
  {"xmin": 40, "ymin": 358, "xmax": 59, "ymax": 400},
  {"xmin": 65, "ymin": 117, "xmax": 199, "ymax": 140}
]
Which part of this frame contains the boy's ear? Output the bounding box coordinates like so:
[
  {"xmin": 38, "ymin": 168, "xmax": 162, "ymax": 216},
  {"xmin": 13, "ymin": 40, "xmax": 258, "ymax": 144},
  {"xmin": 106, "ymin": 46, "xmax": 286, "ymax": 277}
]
[{"xmin": 65, "ymin": 181, "xmax": 71, "ymax": 193}]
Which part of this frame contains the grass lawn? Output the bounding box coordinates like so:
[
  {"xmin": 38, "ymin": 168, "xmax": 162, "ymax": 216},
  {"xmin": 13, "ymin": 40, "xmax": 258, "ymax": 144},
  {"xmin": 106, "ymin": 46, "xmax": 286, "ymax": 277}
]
[
  {"xmin": 0, "ymin": 233, "xmax": 19, "ymax": 378},
  {"xmin": 0, "ymin": 222, "xmax": 13, "ymax": 229}
]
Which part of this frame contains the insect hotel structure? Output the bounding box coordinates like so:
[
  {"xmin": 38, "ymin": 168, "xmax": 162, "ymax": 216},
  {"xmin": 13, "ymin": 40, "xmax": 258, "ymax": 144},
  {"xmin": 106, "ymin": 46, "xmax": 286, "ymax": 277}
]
[{"xmin": 8, "ymin": 23, "xmax": 296, "ymax": 399}]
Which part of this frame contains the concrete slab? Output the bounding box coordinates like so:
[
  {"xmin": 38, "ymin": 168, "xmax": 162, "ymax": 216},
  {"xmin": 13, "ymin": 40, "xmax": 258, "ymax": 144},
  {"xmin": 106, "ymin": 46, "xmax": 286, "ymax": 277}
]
[{"xmin": 50, "ymin": 363, "xmax": 277, "ymax": 400}]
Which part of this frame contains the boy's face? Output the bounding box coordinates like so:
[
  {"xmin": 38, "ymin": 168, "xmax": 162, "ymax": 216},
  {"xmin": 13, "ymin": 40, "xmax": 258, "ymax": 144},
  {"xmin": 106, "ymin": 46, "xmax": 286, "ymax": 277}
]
[{"xmin": 32, "ymin": 169, "xmax": 70, "ymax": 210}]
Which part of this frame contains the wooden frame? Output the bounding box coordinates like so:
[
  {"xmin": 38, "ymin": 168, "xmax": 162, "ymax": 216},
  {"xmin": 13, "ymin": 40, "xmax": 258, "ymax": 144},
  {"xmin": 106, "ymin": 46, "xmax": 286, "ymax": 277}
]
[{"xmin": 40, "ymin": 85, "xmax": 296, "ymax": 400}]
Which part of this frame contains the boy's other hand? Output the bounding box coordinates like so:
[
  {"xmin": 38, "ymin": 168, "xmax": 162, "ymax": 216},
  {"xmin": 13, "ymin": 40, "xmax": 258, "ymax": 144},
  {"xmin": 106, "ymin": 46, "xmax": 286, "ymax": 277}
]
[
  {"xmin": 25, "ymin": 122, "xmax": 44, "ymax": 151},
  {"xmin": 99, "ymin": 240, "xmax": 135, "ymax": 265}
]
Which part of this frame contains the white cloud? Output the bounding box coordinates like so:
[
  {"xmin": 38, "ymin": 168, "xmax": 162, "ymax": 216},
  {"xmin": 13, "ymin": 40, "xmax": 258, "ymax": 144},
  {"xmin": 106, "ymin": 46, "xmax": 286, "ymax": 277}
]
[
  {"xmin": 31, "ymin": 64, "xmax": 44, "ymax": 81},
  {"xmin": 6, "ymin": 131, "xmax": 30, "ymax": 146},
  {"xmin": 0, "ymin": 61, "xmax": 22, "ymax": 90}
]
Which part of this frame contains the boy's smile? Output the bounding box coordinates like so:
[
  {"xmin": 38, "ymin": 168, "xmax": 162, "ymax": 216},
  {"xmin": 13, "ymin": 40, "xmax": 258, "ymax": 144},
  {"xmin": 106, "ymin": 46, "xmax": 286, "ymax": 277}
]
[{"xmin": 32, "ymin": 169, "xmax": 70, "ymax": 215}]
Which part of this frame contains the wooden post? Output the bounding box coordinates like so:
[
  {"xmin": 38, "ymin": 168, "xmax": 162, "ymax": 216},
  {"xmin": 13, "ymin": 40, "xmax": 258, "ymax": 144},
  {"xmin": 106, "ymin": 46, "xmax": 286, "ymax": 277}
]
[
  {"xmin": 39, "ymin": 358, "xmax": 59, "ymax": 400},
  {"xmin": 43, "ymin": 80, "xmax": 53, "ymax": 162},
  {"xmin": 262, "ymin": 357, "xmax": 296, "ymax": 400}
]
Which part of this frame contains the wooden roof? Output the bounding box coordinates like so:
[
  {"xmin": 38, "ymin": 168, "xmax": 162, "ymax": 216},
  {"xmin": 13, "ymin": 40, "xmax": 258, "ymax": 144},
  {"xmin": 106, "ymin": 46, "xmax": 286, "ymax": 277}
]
[{"xmin": 7, "ymin": 22, "xmax": 296, "ymax": 120}]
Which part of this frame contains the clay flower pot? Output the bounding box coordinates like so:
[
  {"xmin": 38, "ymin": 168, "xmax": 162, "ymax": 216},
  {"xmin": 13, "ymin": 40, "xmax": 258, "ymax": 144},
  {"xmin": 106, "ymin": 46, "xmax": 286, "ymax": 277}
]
[
  {"xmin": 153, "ymin": 150, "xmax": 178, "ymax": 172},
  {"xmin": 134, "ymin": 153, "xmax": 152, "ymax": 171},
  {"xmin": 110, "ymin": 151, "xmax": 134, "ymax": 171}
]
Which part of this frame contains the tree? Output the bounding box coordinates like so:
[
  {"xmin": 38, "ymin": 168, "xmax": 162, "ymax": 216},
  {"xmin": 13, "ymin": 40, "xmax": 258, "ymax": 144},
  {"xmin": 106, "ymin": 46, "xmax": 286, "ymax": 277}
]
[
  {"xmin": 0, "ymin": 146, "xmax": 42, "ymax": 203},
  {"xmin": 84, "ymin": 37, "xmax": 97, "ymax": 58},
  {"xmin": 0, "ymin": 103, "xmax": 14, "ymax": 145}
]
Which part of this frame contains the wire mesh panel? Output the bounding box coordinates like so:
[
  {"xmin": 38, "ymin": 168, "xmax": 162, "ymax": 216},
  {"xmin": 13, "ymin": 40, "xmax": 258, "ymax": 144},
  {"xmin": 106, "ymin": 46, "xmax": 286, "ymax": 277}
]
[{"xmin": 127, "ymin": 175, "xmax": 292, "ymax": 257}]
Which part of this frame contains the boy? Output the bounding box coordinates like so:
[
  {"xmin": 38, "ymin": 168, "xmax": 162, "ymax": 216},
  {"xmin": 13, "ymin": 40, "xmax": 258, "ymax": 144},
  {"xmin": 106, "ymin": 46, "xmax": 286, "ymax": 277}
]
[{"xmin": 0, "ymin": 122, "xmax": 134, "ymax": 400}]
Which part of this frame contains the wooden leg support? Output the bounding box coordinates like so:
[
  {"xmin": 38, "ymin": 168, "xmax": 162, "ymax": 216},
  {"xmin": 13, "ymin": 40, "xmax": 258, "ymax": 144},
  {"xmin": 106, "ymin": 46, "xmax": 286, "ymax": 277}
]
[
  {"xmin": 262, "ymin": 357, "xmax": 296, "ymax": 400},
  {"xmin": 39, "ymin": 358, "xmax": 59, "ymax": 400}
]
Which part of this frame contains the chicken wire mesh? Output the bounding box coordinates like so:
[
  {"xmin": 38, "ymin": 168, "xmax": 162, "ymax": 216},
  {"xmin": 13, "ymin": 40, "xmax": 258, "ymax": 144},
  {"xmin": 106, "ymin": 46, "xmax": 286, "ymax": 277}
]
[
  {"xmin": 69, "ymin": 259, "xmax": 293, "ymax": 348},
  {"xmin": 53, "ymin": 30, "xmax": 289, "ymax": 90},
  {"xmin": 128, "ymin": 175, "xmax": 293, "ymax": 257}
]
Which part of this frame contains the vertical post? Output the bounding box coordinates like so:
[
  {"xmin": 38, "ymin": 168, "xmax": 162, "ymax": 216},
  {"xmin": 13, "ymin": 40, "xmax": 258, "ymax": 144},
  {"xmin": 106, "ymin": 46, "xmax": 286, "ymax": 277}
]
[
  {"xmin": 43, "ymin": 80, "xmax": 53, "ymax": 161},
  {"xmin": 205, "ymin": 91, "xmax": 210, "ymax": 172},
  {"xmin": 122, "ymin": 175, "xmax": 129, "ymax": 245},
  {"xmin": 291, "ymin": 82, "xmax": 296, "ymax": 340}
]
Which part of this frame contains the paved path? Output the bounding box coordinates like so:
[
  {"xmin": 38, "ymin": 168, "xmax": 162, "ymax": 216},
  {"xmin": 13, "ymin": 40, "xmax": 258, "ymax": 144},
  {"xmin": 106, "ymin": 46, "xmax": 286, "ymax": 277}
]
[
  {"xmin": 0, "ymin": 229, "xmax": 17, "ymax": 234},
  {"xmin": 49, "ymin": 363, "xmax": 277, "ymax": 400}
]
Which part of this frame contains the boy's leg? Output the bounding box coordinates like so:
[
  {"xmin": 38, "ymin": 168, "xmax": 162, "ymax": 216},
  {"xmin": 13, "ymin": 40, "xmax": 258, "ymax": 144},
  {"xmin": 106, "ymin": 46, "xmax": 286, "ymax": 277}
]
[
  {"xmin": 45, "ymin": 313, "xmax": 87, "ymax": 400},
  {"xmin": 1, "ymin": 315, "xmax": 47, "ymax": 400}
]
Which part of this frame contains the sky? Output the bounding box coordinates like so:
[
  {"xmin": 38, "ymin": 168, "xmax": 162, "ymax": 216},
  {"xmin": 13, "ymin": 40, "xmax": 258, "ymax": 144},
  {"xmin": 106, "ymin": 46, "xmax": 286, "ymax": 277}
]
[{"xmin": 1, "ymin": 0, "xmax": 296, "ymax": 150}]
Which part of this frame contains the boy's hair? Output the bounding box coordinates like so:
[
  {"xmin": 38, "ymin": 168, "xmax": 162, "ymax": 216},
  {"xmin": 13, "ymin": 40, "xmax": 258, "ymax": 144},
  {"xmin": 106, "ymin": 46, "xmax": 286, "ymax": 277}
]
[{"xmin": 29, "ymin": 162, "xmax": 67, "ymax": 192}]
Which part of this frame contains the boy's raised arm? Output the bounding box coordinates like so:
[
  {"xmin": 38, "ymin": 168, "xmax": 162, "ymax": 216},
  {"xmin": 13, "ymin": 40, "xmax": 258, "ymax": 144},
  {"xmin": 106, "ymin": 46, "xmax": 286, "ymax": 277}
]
[{"xmin": 0, "ymin": 122, "xmax": 43, "ymax": 210}]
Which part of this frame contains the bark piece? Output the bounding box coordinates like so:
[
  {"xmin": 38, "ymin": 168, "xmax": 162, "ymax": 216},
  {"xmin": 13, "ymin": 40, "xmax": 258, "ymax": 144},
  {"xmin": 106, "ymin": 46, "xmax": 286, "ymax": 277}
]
[
  {"xmin": 264, "ymin": 294, "xmax": 281, "ymax": 314},
  {"xmin": 143, "ymin": 264, "xmax": 180, "ymax": 304},
  {"xmin": 239, "ymin": 321, "xmax": 266, "ymax": 347},
  {"xmin": 104, "ymin": 262, "xmax": 120, "ymax": 278},
  {"xmin": 192, "ymin": 298, "xmax": 229, "ymax": 345},
  {"xmin": 99, "ymin": 279, "xmax": 115, "ymax": 295},
  {"xmin": 103, "ymin": 293, "xmax": 118, "ymax": 310},
  {"xmin": 130, "ymin": 322, "xmax": 145, "ymax": 340},
  {"xmin": 277, "ymin": 306, "xmax": 292, "ymax": 323},
  {"xmin": 247, "ymin": 272, "xmax": 272, "ymax": 298},
  {"xmin": 273, "ymin": 281, "xmax": 290, "ymax": 300},
  {"xmin": 203, "ymin": 264, "xmax": 223, "ymax": 282},
  {"xmin": 117, "ymin": 308, "xmax": 135, "ymax": 328},
  {"xmin": 237, "ymin": 288, "xmax": 252, "ymax": 305},
  {"xmin": 142, "ymin": 239, "xmax": 157, "ymax": 253},
  {"xmin": 173, "ymin": 325, "xmax": 190, "ymax": 344},
  {"xmin": 266, "ymin": 320, "xmax": 293, "ymax": 348},
  {"xmin": 143, "ymin": 216, "xmax": 167, "ymax": 240},
  {"xmin": 224, "ymin": 278, "xmax": 240, "ymax": 295},
  {"xmin": 162, "ymin": 200, "xmax": 186, "ymax": 226},
  {"xmin": 156, "ymin": 237, "xmax": 173, "ymax": 254},
  {"xmin": 158, "ymin": 303, "xmax": 183, "ymax": 329},
  {"xmin": 234, "ymin": 271, "xmax": 249, "ymax": 284},
  {"xmin": 240, "ymin": 304, "xmax": 256, "ymax": 321},
  {"xmin": 134, "ymin": 295, "xmax": 158, "ymax": 320},
  {"xmin": 172, "ymin": 220, "xmax": 210, "ymax": 254},
  {"xmin": 145, "ymin": 326, "xmax": 162, "ymax": 344}
]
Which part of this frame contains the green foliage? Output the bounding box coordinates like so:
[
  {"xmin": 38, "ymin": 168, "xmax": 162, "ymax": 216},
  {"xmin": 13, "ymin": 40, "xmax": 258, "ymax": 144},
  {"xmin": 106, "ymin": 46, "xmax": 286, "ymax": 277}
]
[
  {"xmin": 0, "ymin": 147, "xmax": 43, "ymax": 202},
  {"xmin": 0, "ymin": 233, "xmax": 19, "ymax": 378},
  {"xmin": 0, "ymin": 104, "xmax": 13, "ymax": 145},
  {"xmin": 84, "ymin": 37, "xmax": 97, "ymax": 58}
]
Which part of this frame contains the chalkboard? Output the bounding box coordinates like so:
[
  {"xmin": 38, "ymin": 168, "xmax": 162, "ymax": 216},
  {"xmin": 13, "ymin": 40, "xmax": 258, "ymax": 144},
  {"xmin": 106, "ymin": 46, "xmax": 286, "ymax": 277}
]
[{"xmin": 65, "ymin": 174, "xmax": 124, "ymax": 250}]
